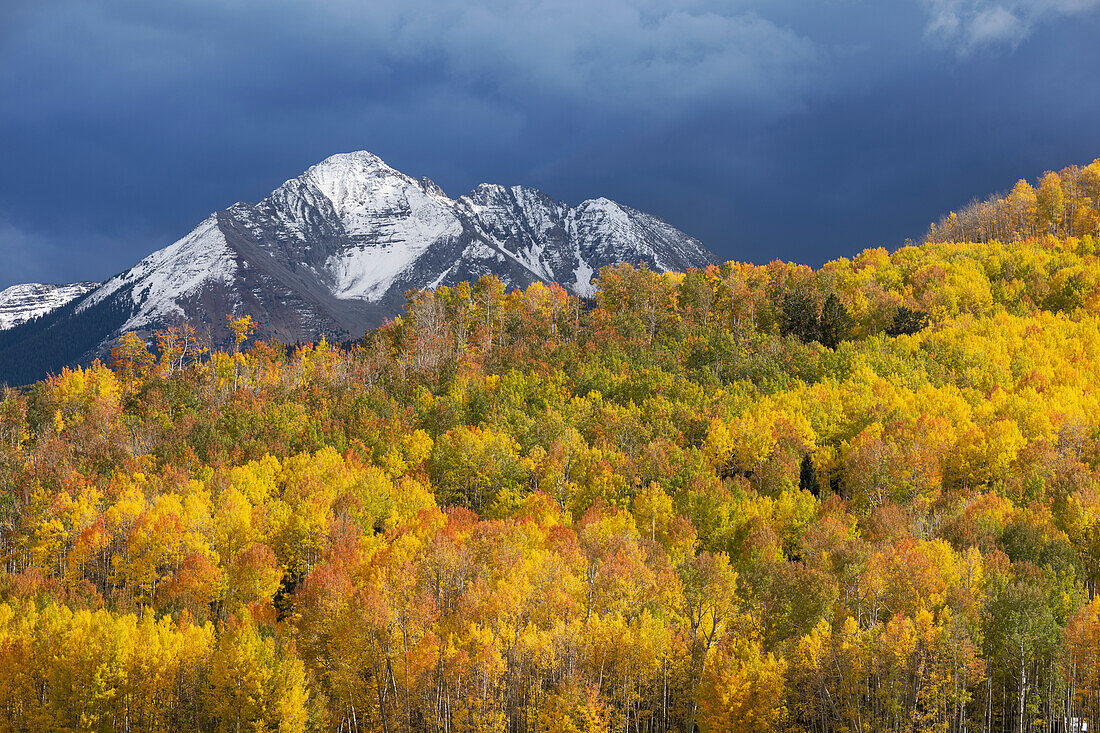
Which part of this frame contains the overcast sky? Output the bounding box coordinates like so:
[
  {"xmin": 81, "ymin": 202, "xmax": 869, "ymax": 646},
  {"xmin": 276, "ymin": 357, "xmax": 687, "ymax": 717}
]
[{"xmin": 2, "ymin": 0, "xmax": 1099, "ymax": 288}]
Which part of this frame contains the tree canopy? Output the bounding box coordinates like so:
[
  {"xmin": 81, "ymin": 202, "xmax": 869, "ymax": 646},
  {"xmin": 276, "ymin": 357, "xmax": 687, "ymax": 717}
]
[{"xmin": 4, "ymin": 220, "xmax": 1100, "ymax": 731}]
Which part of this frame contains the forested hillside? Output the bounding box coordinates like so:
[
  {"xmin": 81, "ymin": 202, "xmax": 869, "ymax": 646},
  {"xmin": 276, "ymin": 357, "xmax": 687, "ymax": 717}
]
[
  {"xmin": 927, "ymin": 158, "xmax": 1100, "ymax": 244},
  {"xmin": 4, "ymin": 228, "xmax": 1100, "ymax": 731}
]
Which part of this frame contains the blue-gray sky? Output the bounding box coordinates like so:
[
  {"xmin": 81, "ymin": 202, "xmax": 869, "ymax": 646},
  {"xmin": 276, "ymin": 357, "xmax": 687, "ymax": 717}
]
[{"xmin": 2, "ymin": 0, "xmax": 1099, "ymax": 288}]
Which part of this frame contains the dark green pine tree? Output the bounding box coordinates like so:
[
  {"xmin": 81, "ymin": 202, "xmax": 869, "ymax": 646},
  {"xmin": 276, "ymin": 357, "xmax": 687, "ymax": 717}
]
[
  {"xmin": 799, "ymin": 454, "xmax": 821, "ymax": 497},
  {"xmin": 819, "ymin": 293, "xmax": 851, "ymax": 349},
  {"xmin": 778, "ymin": 290, "xmax": 820, "ymax": 345},
  {"xmin": 885, "ymin": 305, "xmax": 930, "ymax": 336}
]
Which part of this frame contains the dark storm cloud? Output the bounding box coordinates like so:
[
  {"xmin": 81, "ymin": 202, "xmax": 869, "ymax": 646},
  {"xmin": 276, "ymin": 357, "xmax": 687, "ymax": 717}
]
[{"xmin": 2, "ymin": 0, "xmax": 1099, "ymax": 286}]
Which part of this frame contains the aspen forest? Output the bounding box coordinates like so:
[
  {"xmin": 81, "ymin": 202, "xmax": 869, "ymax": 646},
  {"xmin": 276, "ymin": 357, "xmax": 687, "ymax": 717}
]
[
  {"xmin": 8, "ymin": 173, "xmax": 1100, "ymax": 732},
  {"xmin": 927, "ymin": 158, "xmax": 1100, "ymax": 245}
]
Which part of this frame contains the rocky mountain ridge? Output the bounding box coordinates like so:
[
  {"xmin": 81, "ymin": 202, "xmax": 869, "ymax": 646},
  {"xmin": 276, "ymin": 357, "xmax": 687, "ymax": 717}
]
[
  {"xmin": 0, "ymin": 151, "xmax": 716, "ymax": 384},
  {"xmin": 0, "ymin": 282, "xmax": 99, "ymax": 331}
]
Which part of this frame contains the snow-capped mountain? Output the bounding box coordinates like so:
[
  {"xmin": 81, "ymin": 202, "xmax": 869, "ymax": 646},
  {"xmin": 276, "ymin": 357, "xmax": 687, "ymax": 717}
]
[
  {"xmin": 0, "ymin": 151, "xmax": 716, "ymax": 384},
  {"xmin": 0, "ymin": 282, "xmax": 99, "ymax": 330}
]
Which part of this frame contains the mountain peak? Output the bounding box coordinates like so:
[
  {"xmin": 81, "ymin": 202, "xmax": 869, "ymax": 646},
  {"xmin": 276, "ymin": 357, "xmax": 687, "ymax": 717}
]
[
  {"xmin": 303, "ymin": 150, "xmax": 401, "ymax": 194},
  {"xmin": 311, "ymin": 149, "xmax": 388, "ymax": 170},
  {"xmin": 0, "ymin": 151, "xmax": 717, "ymax": 384},
  {"xmin": 293, "ymin": 151, "xmax": 455, "ymax": 228}
]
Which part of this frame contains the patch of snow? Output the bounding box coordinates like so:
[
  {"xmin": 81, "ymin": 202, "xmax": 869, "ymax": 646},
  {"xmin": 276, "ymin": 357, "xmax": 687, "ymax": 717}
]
[
  {"xmin": 573, "ymin": 257, "xmax": 595, "ymax": 297},
  {"xmin": 427, "ymin": 265, "xmax": 455, "ymax": 290},
  {"xmin": 327, "ymin": 239, "xmax": 437, "ymax": 301}
]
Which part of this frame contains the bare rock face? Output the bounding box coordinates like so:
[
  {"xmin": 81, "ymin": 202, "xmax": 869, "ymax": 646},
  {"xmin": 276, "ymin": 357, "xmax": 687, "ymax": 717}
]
[{"xmin": 0, "ymin": 151, "xmax": 716, "ymax": 383}]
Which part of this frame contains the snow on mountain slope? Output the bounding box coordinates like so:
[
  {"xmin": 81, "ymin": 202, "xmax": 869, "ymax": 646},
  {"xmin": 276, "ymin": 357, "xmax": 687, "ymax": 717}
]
[
  {"xmin": 0, "ymin": 282, "xmax": 99, "ymax": 330},
  {"xmin": 79, "ymin": 214, "xmax": 239, "ymax": 331},
  {"xmin": 0, "ymin": 150, "xmax": 717, "ymax": 382}
]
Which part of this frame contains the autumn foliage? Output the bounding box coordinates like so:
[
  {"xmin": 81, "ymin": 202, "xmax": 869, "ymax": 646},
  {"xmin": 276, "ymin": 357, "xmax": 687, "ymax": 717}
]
[{"xmin": 5, "ymin": 212, "xmax": 1100, "ymax": 731}]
